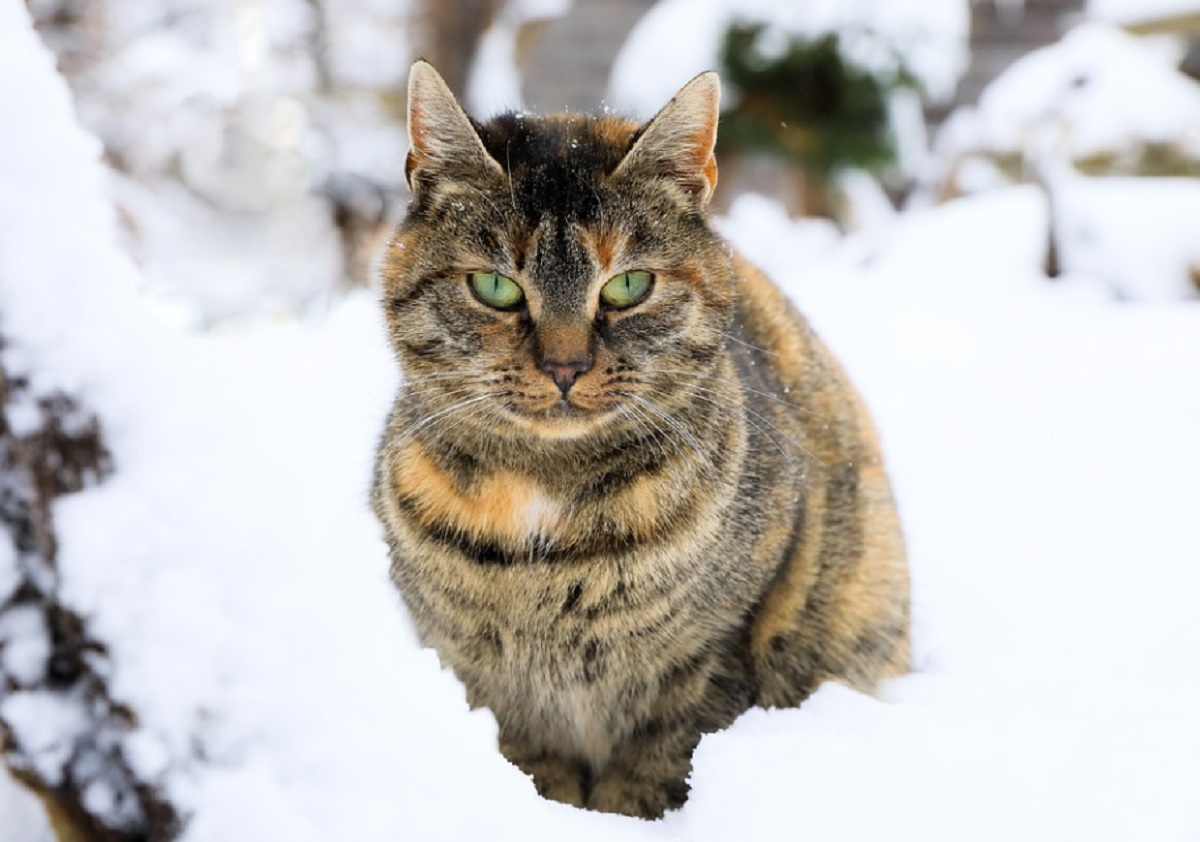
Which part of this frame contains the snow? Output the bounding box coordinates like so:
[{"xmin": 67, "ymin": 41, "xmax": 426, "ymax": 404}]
[
  {"xmin": 4, "ymin": 1, "xmax": 1200, "ymax": 840},
  {"xmin": 1088, "ymin": 0, "xmax": 1200, "ymax": 24},
  {"xmin": 1, "ymin": 691, "xmax": 89, "ymax": 786},
  {"xmin": 925, "ymin": 21, "xmax": 1200, "ymax": 301},
  {"xmin": 1053, "ymin": 175, "xmax": 1200, "ymax": 300},
  {"xmin": 0, "ymin": 768, "xmax": 52, "ymax": 842},
  {"xmin": 723, "ymin": 194, "xmax": 1200, "ymax": 841},
  {"xmin": 35, "ymin": 0, "xmax": 414, "ymax": 328},
  {"xmin": 608, "ymin": 0, "xmax": 969, "ymax": 118},
  {"xmin": 930, "ymin": 21, "xmax": 1200, "ymax": 176},
  {"xmin": 467, "ymin": 0, "xmax": 573, "ymax": 114},
  {"xmin": 0, "ymin": 606, "xmax": 50, "ymax": 686},
  {"xmin": 967, "ymin": 22, "xmax": 1200, "ymax": 160},
  {"xmin": 926, "ymin": 17, "xmax": 1200, "ymax": 249},
  {"xmin": 0, "ymin": 534, "xmax": 18, "ymax": 604}
]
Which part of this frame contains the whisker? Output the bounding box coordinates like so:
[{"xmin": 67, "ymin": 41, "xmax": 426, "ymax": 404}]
[
  {"xmin": 672, "ymin": 383, "xmax": 823, "ymax": 468},
  {"xmin": 399, "ymin": 384, "xmax": 489, "ymax": 401},
  {"xmin": 621, "ymin": 402, "xmax": 671, "ymax": 466},
  {"xmin": 424, "ymin": 400, "xmax": 500, "ymax": 448},
  {"xmin": 506, "ymin": 140, "xmax": 516, "ymax": 211},
  {"xmin": 401, "ymin": 371, "xmax": 495, "ymax": 386},
  {"xmin": 395, "ymin": 394, "xmax": 504, "ymax": 444},
  {"xmin": 713, "ymin": 330, "xmax": 789, "ymax": 360},
  {"xmin": 621, "ymin": 401, "xmax": 677, "ymax": 474},
  {"xmin": 628, "ymin": 395, "xmax": 722, "ymax": 487},
  {"xmin": 679, "ymin": 389, "xmax": 796, "ymax": 468},
  {"xmin": 637, "ymin": 367, "xmax": 828, "ymax": 419}
]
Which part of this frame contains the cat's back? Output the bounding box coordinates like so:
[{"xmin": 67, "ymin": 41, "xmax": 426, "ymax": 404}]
[{"xmin": 727, "ymin": 253, "xmax": 910, "ymax": 703}]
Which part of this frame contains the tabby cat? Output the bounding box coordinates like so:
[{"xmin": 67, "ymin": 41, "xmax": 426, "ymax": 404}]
[{"xmin": 372, "ymin": 61, "xmax": 909, "ymax": 819}]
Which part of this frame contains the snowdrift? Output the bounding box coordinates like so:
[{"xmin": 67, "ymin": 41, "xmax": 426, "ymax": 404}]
[{"xmin": 4, "ymin": 3, "xmax": 1200, "ymax": 840}]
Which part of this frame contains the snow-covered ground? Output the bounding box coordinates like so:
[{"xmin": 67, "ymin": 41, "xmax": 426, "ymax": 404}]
[{"xmin": 4, "ymin": 1, "xmax": 1200, "ymax": 840}]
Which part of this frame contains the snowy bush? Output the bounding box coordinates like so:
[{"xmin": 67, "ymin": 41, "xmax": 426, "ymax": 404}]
[
  {"xmin": 28, "ymin": 0, "xmax": 415, "ymax": 328},
  {"xmin": 933, "ymin": 22, "xmax": 1200, "ymax": 184},
  {"xmin": 609, "ymin": 0, "xmax": 969, "ymax": 118},
  {"xmin": 925, "ymin": 21, "xmax": 1200, "ymax": 299},
  {"xmin": 608, "ymin": 0, "xmax": 968, "ymax": 217}
]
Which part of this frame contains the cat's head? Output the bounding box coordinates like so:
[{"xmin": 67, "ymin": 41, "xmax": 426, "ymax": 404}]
[{"xmin": 381, "ymin": 61, "xmax": 735, "ymax": 442}]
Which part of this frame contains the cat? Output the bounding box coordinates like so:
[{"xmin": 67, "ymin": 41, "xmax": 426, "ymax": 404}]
[{"xmin": 371, "ymin": 60, "xmax": 910, "ymax": 819}]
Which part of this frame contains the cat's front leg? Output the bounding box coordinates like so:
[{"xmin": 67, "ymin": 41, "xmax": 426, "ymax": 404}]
[
  {"xmin": 585, "ymin": 723, "xmax": 698, "ymax": 819},
  {"xmin": 499, "ymin": 735, "xmax": 588, "ymax": 808},
  {"xmin": 588, "ymin": 644, "xmax": 753, "ymax": 817}
]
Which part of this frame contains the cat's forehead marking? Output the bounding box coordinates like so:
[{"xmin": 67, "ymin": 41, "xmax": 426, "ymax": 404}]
[
  {"xmin": 470, "ymin": 113, "xmax": 642, "ymax": 316},
  {"xmin": 476, "ymin": 113, "xmax": 639, "ymax": 225}
]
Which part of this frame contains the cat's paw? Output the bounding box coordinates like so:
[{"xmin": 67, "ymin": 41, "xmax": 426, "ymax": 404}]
[
  {"xmin": 586, "ymin": 774, "xmax": 689, "ymax": 819},
  {"xmin": 503, "ymin": 748, "xmax": 587, "ymax": 808},
  {"xmin": 499, "ymin": 738, "xmax": 588, "ymax": 810},
  {"xmin": 531, "ymin": 766, "xmax": 586, "ymax": 808}
]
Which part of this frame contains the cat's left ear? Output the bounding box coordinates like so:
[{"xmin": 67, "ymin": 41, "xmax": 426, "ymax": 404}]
[
  {"xmin": 614, "ymin": 72, "xmax": 720, "ymax": 204},
  {"xmin": 405, "ymin": 60, "xmax": 505, "ymax": 192}
]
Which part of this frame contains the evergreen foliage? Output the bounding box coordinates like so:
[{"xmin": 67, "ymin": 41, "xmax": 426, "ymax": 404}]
[{"xmin": 718, "ymin": 24, "xmax": 917, "ymax": 178}]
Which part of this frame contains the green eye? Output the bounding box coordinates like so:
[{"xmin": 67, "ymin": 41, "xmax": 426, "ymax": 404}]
[
  {"xmin": 468, "ymin": 272, "xmax": 524, "ymax": 310},
  {"xmin": 599, "ymin": 271, "xmax": 654, "ymax": 309}
]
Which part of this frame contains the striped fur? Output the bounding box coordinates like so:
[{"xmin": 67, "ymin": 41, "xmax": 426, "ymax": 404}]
[{"xmin": 372, "ymin": 62, "xmax": 909, "ymax": 818}]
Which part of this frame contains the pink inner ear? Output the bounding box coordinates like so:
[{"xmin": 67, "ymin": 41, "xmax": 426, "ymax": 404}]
[
  {"xmin": 406, "ymin": 62, "xmax": 463, "ymax": 167},
  {"xmin": 405, "ymin": 62, "xmax": 504, "ymax": 185},
  {"xmin": 702, "ymin": 154, "xmax": 719, "ymax": 197},
  {"xmin": 405, "ymin": 150, "xmax": 420, "ymax": 188}
]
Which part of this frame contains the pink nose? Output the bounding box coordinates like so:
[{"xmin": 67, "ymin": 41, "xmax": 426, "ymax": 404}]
[{"xmin": 539, "ymin": 358, "xmax": 591, "ymax": 396}]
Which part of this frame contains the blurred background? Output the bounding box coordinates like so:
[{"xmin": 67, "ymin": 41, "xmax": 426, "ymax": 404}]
[
  {"xmin": 6, "ymin": 3, "xmax": 1200, "ymax": 838},
  {"xmin": 26, "ymin": 0, "xmax": 1200, "ymax": 325}
]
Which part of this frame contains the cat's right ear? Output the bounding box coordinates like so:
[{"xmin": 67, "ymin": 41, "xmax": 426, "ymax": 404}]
[
  {"xmin": 613, "ymin": 71, "xmax": 721, "ymax": 204},
  {"xmin": 405, "ymin": 61, "xmax": 505, "ymax": 192}
]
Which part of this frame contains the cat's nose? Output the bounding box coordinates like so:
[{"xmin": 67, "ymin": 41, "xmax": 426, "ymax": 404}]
[{"xmin": 539, "ymin": 358, "xmax": 591, "ymax": 397}]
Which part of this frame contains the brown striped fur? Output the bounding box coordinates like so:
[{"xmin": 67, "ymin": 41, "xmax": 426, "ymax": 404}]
[{"xmin": 372, "ymin": 62, "xmax": 909, "ymax": 818}]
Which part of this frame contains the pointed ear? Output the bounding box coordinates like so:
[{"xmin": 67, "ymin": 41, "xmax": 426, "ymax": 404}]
[
  {"xmin": 405, "ymin": 60, "xmax": 504, "ymax": 192},
  {"xmin": 613, "ymin": 72, "xmax": 721, "ymax": 204}
]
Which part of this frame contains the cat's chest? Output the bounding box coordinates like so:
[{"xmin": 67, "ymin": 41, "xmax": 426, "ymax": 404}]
[
  {"xmin": 387, "ymin": 437, "xmax": 698, "ymax": 564},
  {"xmin": 384, "ymin": 437, "xmax": 737, "ymax": 755},
  {"xmin": 464, "ymin": 583, "xmax": 692, "ymax": 766}
]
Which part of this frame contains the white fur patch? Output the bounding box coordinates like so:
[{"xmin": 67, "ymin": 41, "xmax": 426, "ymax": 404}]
[{"xmin": 522, "ymin": 489, "xmax": 561, "ymax": 538}]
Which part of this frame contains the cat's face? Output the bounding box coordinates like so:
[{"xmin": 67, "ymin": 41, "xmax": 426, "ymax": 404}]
[{"xmin": 381, "ymin": 64, "xmax": 734, "ymax": 441}]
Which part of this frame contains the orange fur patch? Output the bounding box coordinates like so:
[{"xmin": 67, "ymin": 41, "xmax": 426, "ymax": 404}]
[
  {"xmin": 749, "ymin": 484, "xmax": 826, "ymax": 653},
  {"xmin": 591, "ymin": 232, "xmax": 616, "ymax": 271},
  {"xmin": 394, "ymin": 441, "xmax": 561, "ymax": 544},
  {"xmin": 613, "ymin": 473, "xmax": 664, "ymax": 540}
]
